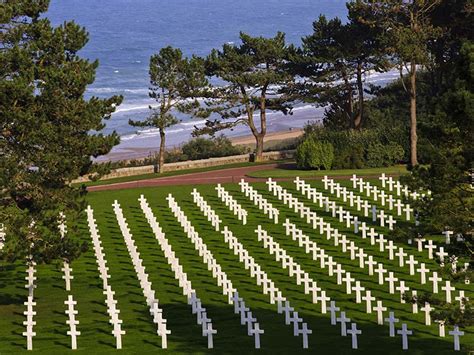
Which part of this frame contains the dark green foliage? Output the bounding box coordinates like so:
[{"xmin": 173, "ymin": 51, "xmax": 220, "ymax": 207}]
[
  {"xmin": 302, "ymin": 126, "xmax": 405, "ymax": 169},
  {"xmin": 288, "ymin": 9, "xmax": 388, "ymax": 130},
  {"xmin": 129, "ymin": 46, "xmax": 207, "ymax": 173},
  {"xmin": 404, "ymin": 291, "xmax": 474, "ymax": 328},
  {"xmin": 399, "ymin": 41, "xmax": 474, "ymax": 255},
  {"xmin": 366, "ymin": 142, "xmax": 405, "ymax": 168},
  {"xmin": 295, "ymin": 138, "xmax": 334, "ymax": 170},
  {"xmin": 193, "ymin": 32, "xmax": 295, "ymax": 161},
  {"xmin": 0, "ymin": 0, "xmax": 121, "ymax": 263},
  {"xmin": 181, "ymin": 136, "xmax": 245, "ymax": 161}
]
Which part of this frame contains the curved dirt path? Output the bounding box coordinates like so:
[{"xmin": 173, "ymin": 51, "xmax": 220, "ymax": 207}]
[
  {"xmin": 88, "ymin": 163, "xmax": 400, "ymax": 192},
  {"xmin": 87, "ymin": 163, "xmax": 282, "ymax": 192}
]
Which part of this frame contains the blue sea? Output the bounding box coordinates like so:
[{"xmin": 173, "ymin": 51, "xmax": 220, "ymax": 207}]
[{"xmin": 47, "ymin": 0, "xmax": 399, "ymax": 160}]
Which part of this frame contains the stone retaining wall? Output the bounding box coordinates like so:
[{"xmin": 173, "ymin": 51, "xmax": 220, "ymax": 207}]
[{"xmin": 74, "ymin": 150, "xmax": 295, "ymax": 183}]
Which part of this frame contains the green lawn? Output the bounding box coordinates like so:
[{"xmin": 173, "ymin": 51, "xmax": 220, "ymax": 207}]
[
  {"xmin": 1, "ymin": 177, "xmax": 472, "ymax": 354},
  {"xmin": 78, "ymin": 160, "xmax": 286, "ymax": 187},
  {"xmin": 246, "ymin": 165, "xmax": 408, "ymax": 179}
]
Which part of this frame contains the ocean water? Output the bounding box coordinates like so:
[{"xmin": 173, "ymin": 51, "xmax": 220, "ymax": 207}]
[{"xmin": 46, "ymin": 0, "xmax": 397, "ymax": 159}]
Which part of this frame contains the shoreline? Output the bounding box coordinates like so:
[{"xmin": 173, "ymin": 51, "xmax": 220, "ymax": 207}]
[
  {"xmin": 102, "ymin": 128, "xmax": 305, "ymax": 163},
  {"xmin": 230, "ymin": 128, "xmax": 304, "ymax": 146}
]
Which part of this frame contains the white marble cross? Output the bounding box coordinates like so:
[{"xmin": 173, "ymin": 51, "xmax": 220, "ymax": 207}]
[
  {"xmin": 449, "ymin": 325, "xmax": 464, "ymax": 351},
  {"xmin": 22, "ymin": 326, "xmax": 36, "ymax": 351},
  {"xmin": 375, "ymin": 264, "xmax": 387, "ymax": 285},
  {"xmin": 397, "ymin": 323, "xmax": 413, "ymax": 350},
  {"xmin": 443, "ymin": 230, "xmax": 454, "ymax": 245},
  {"xmin": 385, "ymin": 312, "xmax": 399, "ymax": 337},
  {"xmin": 328, "ymin": 301, "xmax": 340, "ymax": 325},
  {"xmin": 421, "ymin": 302, "xmax": 434, "ymax": 325},
  {"xmin": 396, "ymin": 247, "xmax": 407, "ymax": 267},
  {"xmin": 425, "ymin": 240, "xmax": 437, "ymax": 259},
  {"xmin": 317, "ymin": 291, "xmax": 330, "ymax": 314},
  {"xmin": 112, "ymin": 324, "xmax": 126, "ymax": 349},
  {"xmin": 441, "ymin": 281, "xmax": 455, "ymax": 303},
  {"xmin": 362, "ymin": 290, "xmax": 375, "ymax": 314},
  {"xmin": 336, "ymin": 311, "xmax": 351, "ymax": 336},
  {"xmin": 385, "ymin": 272, "xmax": 398, "ymax": 294},
  {"xmin": 436, "ymin": 247, "xmax": 448, "ymax": 263},
  {"xmin": 290, "ymin": 311, "xmax": 303, "ymax": 336},
  {"xmin": 347, "ymin": 323, "xmax": 362, "ymax": 349},
  {"xmin": 67, "ymin": 326, "xmax": 81, "ymax": 350},
  {"xmin": 436, "ymin": 320, "xmax": 446, "ymax": 337},
  {"xmin": 203, "ymin": 322, "xmax": 217, "ymax": 349},
  {"xmin": 249, "ymin": 322, "xmax": 264, "ymax": 349},
  {"xmin": 429, "ymin": 272, "xmax": 442, "ymax": 293},
  {"xmin": 352, "ymin": 282, "xmax": 365, "ymax": 304},
  {"xmin": 373, "ymin": 301, "xmax": 387, "ymax": 325},
  {"xmin": 61, "ymin": 263, "xmax": 74, "ymax": 291},
  {"xmin": 297, "ymin": 322, "xmax": 312, "ymax": 349}
]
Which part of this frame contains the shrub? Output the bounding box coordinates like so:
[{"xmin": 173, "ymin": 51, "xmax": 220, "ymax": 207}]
[
  {"xmin": 366, "ymin": 142, "xmax": 405, "ymax": 167},
  {"xmin": 302, "ymin": 124, "xmax": 405, "ymax": 169},
  {"xmin": 296, "ymin": 138, "xmax": 334, "ymax": 170},
  {"xmin": 181, "ymin": 135, "xmax": 244, "ymax": 161}
]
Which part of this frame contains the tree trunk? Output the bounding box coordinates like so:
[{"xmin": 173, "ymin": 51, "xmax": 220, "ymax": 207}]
[
  {"xmin": 254, "ymin": 88, "xmax": 268, "ymax": 163},
  {"xmin": 158, "ymin": 129, "xmax": 166, "ymax": 174},
  {"xmin": 254, "ymin": 134, "xmax": 264, "ymax": 162},
  {"xmin": 354, "ymin": 62, "xmax": 364, "ymax": 130},
  {"xmin": 409, "ymin": 61, "xmax": 418, "ymax": 167},
  {"xmin": 342, "ymin": 71, "xmax": 354, "ymax": 128}
]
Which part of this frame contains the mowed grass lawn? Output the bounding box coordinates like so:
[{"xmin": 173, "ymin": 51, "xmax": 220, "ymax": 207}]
[
  {"xmin": 246, "ymin": 165, "xmax": 408, "ymax": 179},
  {"xmin": 0, "ymin": 177, "xmax": 472, "ymax": 354}
]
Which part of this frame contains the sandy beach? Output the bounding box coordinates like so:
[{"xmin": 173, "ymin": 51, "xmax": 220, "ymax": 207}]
[
  {"xmin": 101, "ymin": 128, "xmax": 305, "ymax": 162},
  {"xmin": 230, "ymin": 129, "xmax": 304, "ymax": 146}
]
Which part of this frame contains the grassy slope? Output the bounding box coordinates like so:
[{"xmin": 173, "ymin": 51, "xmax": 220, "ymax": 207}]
[
  {"xmin": 0, "ymin": 178, "xmax": 472, "ymax": 354},
  {"xmin": 246, "ymin": 165, "xmax": 408, "ymax": 179},
  {"xmin": 79, "ymin": 160, "xmax": 284, "ymax": 188}
]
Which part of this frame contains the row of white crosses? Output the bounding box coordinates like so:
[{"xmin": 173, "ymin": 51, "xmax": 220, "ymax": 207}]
[
  {"xmin": 64, "ymin": 295, "xmax": 81, "ymax": 350},
  {"xmin": 192, "ymin": 189, "xmax": 222, "ymax": 231},
  {"xmin": 23, "ymin": 294, "xmax": 36, "ymax": 351},
  {"xmin": 167, "ymin": 194, "xmax": 263, "ymax": 348},
  {"xmin": 254, "ymin": 226, "xmax": 369, "ymax": 349},
  {"xmin": 86, "ymin": 206, "xmax": 125, "ymax": 349},
  {"xmin": 374, "ymin": 176, "xmax": 468, "ymax": 278},
  {"xmin": 270, "ymin": 180, "xmax": 416, "ymax": 305},
  {"xmin": 0, "ymin": 223, "xmax": 5, "ymax": 251},
  {"xmin": 280, "ymin": 220, "xmax": 385, "ymax": 320},
  {"xmin": 328, "ymin": 176, "xmax": 468, "ymax": 302},
  {"xmin": 138, "ymin": 195, "xmax": 218, "ymax": 349},
  {"xmin": 347, "ymin": 175, "xmax": 413, "ymax": 221},
  {"xmin": 58, "ymin": 213, "xmax": 74, "ymax": 291},
  {"xmin": 215, "ymin": 184, "xmax": 248, "ymax": 224},
  {"xmin": 358, "ymin": 175, "xmax": 466, "ymax": 272},
  {"xmin": 324, "ymin": 178, "xmax": 403, "ymax": 229},
  {"xmin": 190, "ymin": 189, "xmax": 313, "ymax": 349},
  {"xmin": 293, "ymin": 178, "xmax": 468, "ymax": 350},
  {"xmin": 283, "ymin": 218, "xmax": 431, "ymax": 351},
  {"xmin": 377, "ymin": 173, "xmax": 430, "ymax": 200},
  {"xmin": 356, "ymin": 175, "xmax": 461, "ymax": 245},
  {"xmin": 295, "ymin": 178, "xmax": 463, "ymax": 308},
  {"xmin": 112, "ymin": 201, "xmax": 170, "ymax": 348},
  {"xmin": 23, "ymin": 256, "xmax": 37, "ymax": 350},
  {"xmin": 258, "ymin": 181, "xmax": 408, "ymax": 320},
  {"xmin": 57, "ymin": 213, "xmax": 83, "ymax": 350},
  {"xmin": 239, "ymin": 180, "xmax": 279, "ymax": 223},
  {"xmin": 265, "ymin": 179, "xmax": 468, "ymax": 347}
]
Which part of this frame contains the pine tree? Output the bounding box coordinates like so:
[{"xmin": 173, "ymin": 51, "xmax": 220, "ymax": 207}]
[
  {"xmin": 289, "ymin": 13, "xmax": 387, "ymax": 130},
  {"xmin": 193, "ymin": 32, "xmax": 294, "ymax": 162},
  {"xmin": 0, "ymin": 0, "xmax": 122, "ymax": 263},
  {"xmin": 349, "ymin": 0, "xmax": 442, "ymax": 167},
  {"xmin": 129, "ymin": 47, "xmax": 207, "ymax": 173}
]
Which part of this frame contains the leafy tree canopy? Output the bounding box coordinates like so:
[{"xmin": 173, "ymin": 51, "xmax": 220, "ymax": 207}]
[{"xmin": 0, "ymin": 0, "xmax": 122, "ymax": 263}]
